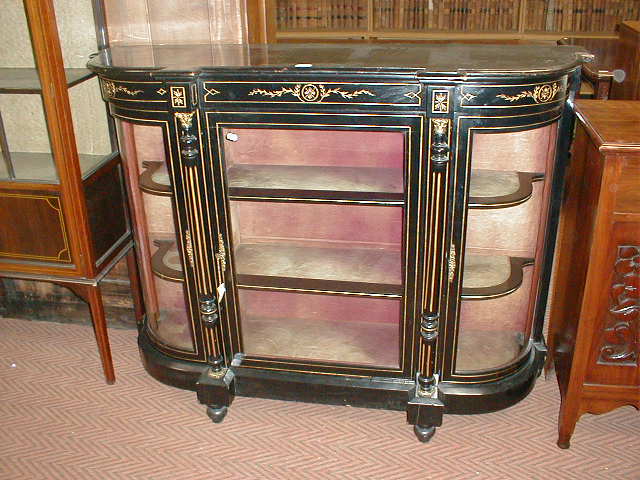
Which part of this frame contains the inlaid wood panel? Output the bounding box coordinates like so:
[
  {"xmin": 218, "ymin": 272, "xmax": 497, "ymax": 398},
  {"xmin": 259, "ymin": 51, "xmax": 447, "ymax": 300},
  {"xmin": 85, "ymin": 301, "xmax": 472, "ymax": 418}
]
[{"xmin": 0, "ymin": 190, "xmax": 70, "ymax": 263}]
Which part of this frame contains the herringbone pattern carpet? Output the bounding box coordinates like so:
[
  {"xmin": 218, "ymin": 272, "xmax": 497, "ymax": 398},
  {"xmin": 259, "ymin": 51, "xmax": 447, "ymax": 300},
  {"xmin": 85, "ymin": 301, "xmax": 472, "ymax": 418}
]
[{"xmin": 1, "ymin": 317, "xmax": 638, "ymax": 480}]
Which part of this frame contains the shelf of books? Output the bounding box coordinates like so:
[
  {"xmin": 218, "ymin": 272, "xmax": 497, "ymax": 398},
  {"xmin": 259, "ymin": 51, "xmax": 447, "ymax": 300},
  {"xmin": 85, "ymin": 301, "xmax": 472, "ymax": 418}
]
[{"xmin": 275, "ymin": 0, "xmax": 640, "ymax": 40}]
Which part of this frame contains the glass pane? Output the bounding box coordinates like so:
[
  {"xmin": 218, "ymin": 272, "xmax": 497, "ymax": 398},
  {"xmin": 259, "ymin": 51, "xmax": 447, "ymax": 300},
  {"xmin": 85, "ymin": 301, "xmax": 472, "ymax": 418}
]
[
  {"xmin": 456, "ymin": 122, "xmax": 558, "ymax": 373},
  {"xmin": 222, "ymin": 127, "xmax": 404, "ymax": 201},
  {"xmin": 121, "ymin": 122, "xmax": 194, "ymax": 352},
  {"xmin": 222, "ymin": 126, "xmax": 406, "ymax": 367},
  {"xmin": 239, "ymin": 289, "xmax": 400, "ymax": 367},
  {"xmin": 229, "ymin": 201, "xmax": 403, "ymax": 294}
]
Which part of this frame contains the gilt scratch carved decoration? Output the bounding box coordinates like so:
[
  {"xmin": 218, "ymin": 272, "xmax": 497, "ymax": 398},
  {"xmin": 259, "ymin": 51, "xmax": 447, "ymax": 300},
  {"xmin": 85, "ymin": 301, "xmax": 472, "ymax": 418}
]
[
  {"xmin": 248, "ymin": 84, "xmax": 375, "ymax": 103},
  {"xmin": 496, "ymin": 83, "xmax": 560, "ymax": 103},
  {"xmin": 102, "ymin": 80, "xmax": 142, "ymax": 98}
]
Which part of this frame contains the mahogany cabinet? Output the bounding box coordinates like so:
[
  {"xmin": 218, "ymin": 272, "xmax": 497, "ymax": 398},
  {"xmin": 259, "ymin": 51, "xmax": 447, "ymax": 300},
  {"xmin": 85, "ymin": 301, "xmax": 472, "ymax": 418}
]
[
  {"xmin": 0, "ymin": 0, "xmax": 143, "ymax": 384},
  {"xmin": 88, "ymin": 43, "xmax": 585, "ymax": 440},
  {"xmin": 548, "ymin": 100, "xmax": 640, "ymax": 449}
]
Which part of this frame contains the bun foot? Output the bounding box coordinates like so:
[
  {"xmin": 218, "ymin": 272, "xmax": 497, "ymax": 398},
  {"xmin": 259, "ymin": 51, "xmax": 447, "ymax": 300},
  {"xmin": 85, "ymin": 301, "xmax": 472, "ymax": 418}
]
[
  {"xmin": 206, "ymin": 405, "xmax": 228, "ymax": 424},
  {"xmin": 413, "ymin": 424, "xmax": 436, "ymax": 443}
]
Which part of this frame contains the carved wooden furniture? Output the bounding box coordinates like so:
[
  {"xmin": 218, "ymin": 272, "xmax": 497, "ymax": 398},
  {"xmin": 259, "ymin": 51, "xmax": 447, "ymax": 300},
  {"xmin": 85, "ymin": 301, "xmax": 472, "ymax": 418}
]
[
  {"xmin": 88, "ymin": 43, "xmax": 585, "ymax": 439},
  {"xmin": 548, "ymin": 100, "xmax": 640, "ymax": 449},
  {"xmin": 0, "ymin": 0, "xmax": 143, "ymax": 383}
]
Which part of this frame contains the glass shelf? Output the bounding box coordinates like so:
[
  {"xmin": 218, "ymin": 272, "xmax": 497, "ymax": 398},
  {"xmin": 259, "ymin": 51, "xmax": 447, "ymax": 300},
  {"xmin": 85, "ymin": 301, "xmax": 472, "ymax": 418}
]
[
  {"xmin": 227, "ymin": 164, "xmax": 404, "ymax": 202},
  {"xmin": 0, "ymin": 152, "xmax": 112, "ymax": 183},
  {"xmin": 461, "ymin": 254, "xmax": 533, "ymax": 300},
  {"xmin": 234, "ymin": 242, "xmax": 402, "ymax": 295},
  {"xmin": 0, "ymin": 67, "xmax": 94, "ymax": 94},
  {"xmin": 468, "ymin": 170, "xmax": 543, "ymax": 208}
]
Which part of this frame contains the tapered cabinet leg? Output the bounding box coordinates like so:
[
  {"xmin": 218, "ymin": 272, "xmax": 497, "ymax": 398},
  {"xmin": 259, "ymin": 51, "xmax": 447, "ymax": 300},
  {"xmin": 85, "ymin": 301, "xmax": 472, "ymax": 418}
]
[
  {"xmin": 406, "ymin": 384, "xmax": 444, "ymax": 443},
  {"xmin": 85, "ymin": 285, "xmax": 115, "ymax": 384},
  {"xmin": 557, "ymin": 404, "xmax": 580, "ymax": 449},
  {"xmin": 63, "ymin": 282, "xmax": 115, "ymax": 385},
  {"xmin": 196, "ymin": 357, "xmax": 235, "ymax": 424}
]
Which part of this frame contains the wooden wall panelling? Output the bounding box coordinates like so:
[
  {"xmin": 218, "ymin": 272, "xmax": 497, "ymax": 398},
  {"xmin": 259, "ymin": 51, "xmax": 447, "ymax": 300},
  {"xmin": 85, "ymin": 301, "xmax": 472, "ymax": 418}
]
[{"xmin": 104, "ymin": 0, "xmax": 250, "ymax": 45}]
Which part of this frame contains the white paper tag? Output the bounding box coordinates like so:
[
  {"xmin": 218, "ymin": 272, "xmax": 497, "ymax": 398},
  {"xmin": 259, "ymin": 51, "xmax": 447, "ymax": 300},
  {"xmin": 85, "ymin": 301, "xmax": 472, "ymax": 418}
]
[{"xmin": 217, "ymin": 283, "xmax": 226, "ymax": 302}]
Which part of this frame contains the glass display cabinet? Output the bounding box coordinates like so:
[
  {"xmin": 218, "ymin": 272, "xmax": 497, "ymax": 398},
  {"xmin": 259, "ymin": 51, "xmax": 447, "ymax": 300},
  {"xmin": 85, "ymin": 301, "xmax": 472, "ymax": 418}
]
[
  {"xmin": 0, "ymin": 0, "xmax": 141, "ymax": 383},
  {"xmin": 88, "ymin": 43, "xmax": 586, "ymax": 440}
]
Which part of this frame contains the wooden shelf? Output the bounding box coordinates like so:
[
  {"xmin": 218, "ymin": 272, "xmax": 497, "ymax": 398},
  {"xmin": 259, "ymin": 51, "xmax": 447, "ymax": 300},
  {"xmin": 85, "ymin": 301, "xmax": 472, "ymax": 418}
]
[
  {"xmin": 469, "ymin": 170, "xmax": 544, "ymax": 209},
  {"xmin": 461, "ymin": 254, "xmax": 533, "ymax": 300},
  {"xmin": 151, "ymin": 240, "xmax": 183, "ymax": 282},
  {"xmin": 0, "ymin": 152, "xmax": 114, "ymax": 183},
  {"xmin": 234, "ymin": 242, "xmax": 402, "ymax": 296},
  {"xmin": 0, "ymin": 67, "xmax": 94, "ymax": 94},
  {"xmin": 139, "ymin": 161, "xmax": 172, "ymax": 196},
  {"xmin": 227, "ymin": 164, "xmax": 404, "ymax": 203}
]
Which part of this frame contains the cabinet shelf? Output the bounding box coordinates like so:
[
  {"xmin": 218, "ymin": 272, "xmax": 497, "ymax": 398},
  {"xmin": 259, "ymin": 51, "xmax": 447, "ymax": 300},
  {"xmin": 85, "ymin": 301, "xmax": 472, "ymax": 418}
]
[
  {"xmin": 242, "ymin": 313, "xmax": 399, "ymax": 367},
  {"xmin": 0, "ymin": 152, "xmax": 114, "ymax": 183},
  {"xmin": 468, "ymin": 170, "xmax": 543, "ymax": 209},
  {"xmin": 151, "ymin": 240, "xmax": 183, "ymax": 282},
  {"xmin": 455, "ymin": 330, "xmax": 524, "ymax": 373},
  {"xmin": 0, "ymin": 67, "xmax": 94, "ymax": 94},
  {"xmin": 461, "ymin": 255, "xmax": 533, "ymax": 300},
  {"xmin": 139, "ymin": 161, "xmax": 172, "ymax": 196},
  {"xmin": 234, "ymin": 243, "xmax": 402, "ymax": 296},
  {"xmin": 227, "ymin": 164, "xmax": 404, "ymax": 203}
]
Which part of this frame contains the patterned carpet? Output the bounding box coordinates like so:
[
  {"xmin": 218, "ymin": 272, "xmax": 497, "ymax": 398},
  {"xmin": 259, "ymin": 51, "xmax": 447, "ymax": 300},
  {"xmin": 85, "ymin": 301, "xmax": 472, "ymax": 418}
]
[{"xmin": 1, "ymin": 316, "xmax": 638, "ymax": 480}]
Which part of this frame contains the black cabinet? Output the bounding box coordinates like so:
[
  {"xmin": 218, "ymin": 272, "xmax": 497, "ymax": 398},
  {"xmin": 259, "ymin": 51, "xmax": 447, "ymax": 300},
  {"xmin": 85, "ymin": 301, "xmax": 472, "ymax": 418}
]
[{"xmin": 89, "ymin": 43, "xmax": 585, "ymax": 440}]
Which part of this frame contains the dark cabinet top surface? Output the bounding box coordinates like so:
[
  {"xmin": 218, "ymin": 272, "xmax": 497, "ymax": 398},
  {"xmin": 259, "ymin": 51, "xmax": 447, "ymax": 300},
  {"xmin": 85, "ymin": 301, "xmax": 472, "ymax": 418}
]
[{"xmin": 88, "ymin": 43, "xmax": 587, "ymax": 78}]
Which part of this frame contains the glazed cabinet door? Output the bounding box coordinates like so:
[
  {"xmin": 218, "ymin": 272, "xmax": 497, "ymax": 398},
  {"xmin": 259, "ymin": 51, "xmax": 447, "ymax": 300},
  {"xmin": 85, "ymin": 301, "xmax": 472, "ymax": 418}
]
[
  {"xmin": 204, "ymin": 111, "xmax": 425, "ymax": 378},
  {"xmin": 116, "ymin": 120, "xmax": 198, "ymax": 358},
  {"xmin": 443, "ymin": 87, "xmax": 567, "ymax": 386}
]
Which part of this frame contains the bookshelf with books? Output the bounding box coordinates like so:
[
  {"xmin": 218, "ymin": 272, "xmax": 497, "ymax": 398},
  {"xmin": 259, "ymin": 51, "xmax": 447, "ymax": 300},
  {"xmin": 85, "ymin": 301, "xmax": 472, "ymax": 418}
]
[{"xmin": 274, "ymin": 0, "xmax": 640, "ymax": 41}]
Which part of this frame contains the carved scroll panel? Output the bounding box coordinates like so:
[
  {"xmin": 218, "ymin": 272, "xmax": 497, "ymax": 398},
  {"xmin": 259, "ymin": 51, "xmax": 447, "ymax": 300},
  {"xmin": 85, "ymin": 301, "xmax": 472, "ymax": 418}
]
[{"xmin": 598, "ymin": 245, "xmax": 639, "ymax": 366}]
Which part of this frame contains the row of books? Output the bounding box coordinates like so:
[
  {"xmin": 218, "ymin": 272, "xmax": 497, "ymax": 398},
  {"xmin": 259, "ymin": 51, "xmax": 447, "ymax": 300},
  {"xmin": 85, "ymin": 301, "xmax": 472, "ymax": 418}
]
[
  {"xmin": 525, "ymin": 0, "xmax": 640, "ymax": 33},
  {"xmin": 276, "ymin": 0, "xmax": 368, "ymax": 30},
  {"xmin": 373, "ymin": 0, "xmax": 519, "ymax": 31},
  {"xmin": 276, "ymin": 0, "xmax": 639, "ymax": 33}
]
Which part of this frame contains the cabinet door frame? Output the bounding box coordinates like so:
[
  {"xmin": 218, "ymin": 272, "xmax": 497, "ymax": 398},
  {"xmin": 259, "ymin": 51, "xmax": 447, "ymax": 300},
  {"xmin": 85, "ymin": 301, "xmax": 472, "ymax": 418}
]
[
  {"xmin": 202, "ymin": 109, "xmax": 426, "ymax": 378},
  {"xmin": 442, "ymin": 107, "xmax": 565, "ymax": 383}
]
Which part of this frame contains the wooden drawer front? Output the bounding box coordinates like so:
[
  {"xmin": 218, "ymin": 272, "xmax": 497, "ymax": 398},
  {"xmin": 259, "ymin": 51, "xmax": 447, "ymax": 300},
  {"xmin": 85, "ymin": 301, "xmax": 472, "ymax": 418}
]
[
  {"xmin": 100, "ymin": 78, "xmax": 167, "ymax": 106},
  {"xmin": 0, "ymin": 192, "xmax": 71, "ymax": 263},
  {"xmin": 201, "ymin": 81, "xmax": 423, "ymax": 107},
  {"xmin": 458, "ymin": 78, "xmax": 568, "ymax": 110}
]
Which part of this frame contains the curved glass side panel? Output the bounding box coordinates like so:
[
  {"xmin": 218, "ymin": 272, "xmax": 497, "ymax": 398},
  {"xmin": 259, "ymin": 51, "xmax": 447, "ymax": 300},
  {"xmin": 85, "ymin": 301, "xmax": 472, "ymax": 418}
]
[
  {"xmin": 119, "ymin": 121, "xmax": 194, "ymax": 352},
  {"xmin": 455, "ymin": 122, "xmax": 558, "ymax": 373}
]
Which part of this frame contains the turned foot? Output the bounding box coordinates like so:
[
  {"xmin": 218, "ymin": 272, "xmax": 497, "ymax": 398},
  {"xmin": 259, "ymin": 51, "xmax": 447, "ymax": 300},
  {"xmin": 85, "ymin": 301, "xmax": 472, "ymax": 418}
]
[
  {"xmin": 413, "ymin": 424, "xmax": 437, "ymax": 443},
  {"xmin": 557, "ymin": 438, "xmax": 570, "ymax": 449},
  {"xmin": 206, "ymin": 405, "xmax": 228, "ymax": 423}
]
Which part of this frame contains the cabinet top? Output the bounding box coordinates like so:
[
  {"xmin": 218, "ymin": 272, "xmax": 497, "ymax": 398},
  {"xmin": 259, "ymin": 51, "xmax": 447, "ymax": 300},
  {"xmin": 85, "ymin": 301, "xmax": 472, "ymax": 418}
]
[
  {"xmin": 88, "ymin": 43, "xmax": 587, "ymax": 79},
  {"xmin": 576, "ymin": 100, "xmax": 640, "ymax": 149}
]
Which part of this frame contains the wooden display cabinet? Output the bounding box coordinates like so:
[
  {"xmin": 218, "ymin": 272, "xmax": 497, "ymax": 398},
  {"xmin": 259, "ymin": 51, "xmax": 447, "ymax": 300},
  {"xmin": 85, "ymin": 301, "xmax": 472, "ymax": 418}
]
[
  {"xmin": 88, "ymin": 42, "xmax": 585, "ymax": 439},
  {"xmin": 0, "ymin": 0, "xmax": 143, "ymax": 383},
  {"xmin": 548, "ymin": 100, "xmax": 640, "ymax": 449}
]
